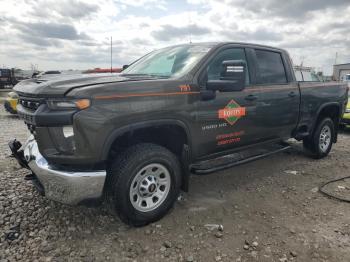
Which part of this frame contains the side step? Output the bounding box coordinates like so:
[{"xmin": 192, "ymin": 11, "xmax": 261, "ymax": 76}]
[{"xmin": 191, "ymin": 142, "xmax": 291, "ymax": 175}]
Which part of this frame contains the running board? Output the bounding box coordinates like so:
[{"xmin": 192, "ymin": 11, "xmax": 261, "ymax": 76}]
[{"xmin": 191, "ymin": 142, "xmax": 291, "ymax": 175}]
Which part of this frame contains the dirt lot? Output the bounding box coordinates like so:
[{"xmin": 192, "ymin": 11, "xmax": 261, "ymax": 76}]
[{"xmin": 1, "ymin": 105, "xmax": 350, "ymax": 262}]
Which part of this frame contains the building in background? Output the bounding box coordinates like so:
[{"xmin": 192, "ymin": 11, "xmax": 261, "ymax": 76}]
[{"xmin": 333, "ymin": 63, "xmax": 350, "ymax": 81}]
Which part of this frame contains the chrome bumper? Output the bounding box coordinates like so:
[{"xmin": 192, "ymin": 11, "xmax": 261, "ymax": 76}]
[{"xmin": 22, "ymin": 136, "xmax": 106, "ymax": 205}]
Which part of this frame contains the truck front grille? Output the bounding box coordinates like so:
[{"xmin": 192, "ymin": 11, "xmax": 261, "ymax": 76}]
[{"xmin": 18, "ymin": 97, "xmax": 44, "ymax": 111}]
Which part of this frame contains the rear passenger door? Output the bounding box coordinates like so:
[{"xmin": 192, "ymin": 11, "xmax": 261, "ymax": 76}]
[{"xmin": 253, "ymin": 49, "xmax": 300, "ymax": 140}]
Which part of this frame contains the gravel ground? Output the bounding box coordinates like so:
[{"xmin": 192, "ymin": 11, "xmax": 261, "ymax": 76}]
[{"xmin": 1, "ymin": 104, "xmax": 350, "ymax": 262}]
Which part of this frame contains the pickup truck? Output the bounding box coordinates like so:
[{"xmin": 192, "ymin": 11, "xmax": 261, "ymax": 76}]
[{"xmin": 9, "ymin": 42, "xmax": 348, "ymax": 226}]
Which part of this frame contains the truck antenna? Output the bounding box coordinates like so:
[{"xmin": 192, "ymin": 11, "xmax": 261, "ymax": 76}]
[{"xmin": 110, "ymin": 36, "xmax": 113, "ymax": 73}]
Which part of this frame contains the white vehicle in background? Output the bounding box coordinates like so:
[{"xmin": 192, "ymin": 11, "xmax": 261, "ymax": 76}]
[{"xmin": 341, "ymin": 74, "xmax": 350, "ymax": 87}]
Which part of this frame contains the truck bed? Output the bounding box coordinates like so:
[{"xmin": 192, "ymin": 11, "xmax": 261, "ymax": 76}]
[{"xmin": 297, "ymin": 81, "xmax": 348, "ymax": 135}]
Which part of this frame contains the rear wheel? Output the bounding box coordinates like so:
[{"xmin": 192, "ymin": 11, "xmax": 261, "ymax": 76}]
[
  {"xmin": 106, "ymin": 143, "xmax": 182, "ymax": 226},
  {"xmin": 303, "ymin": 118, "xmax": 334, "ymax": 159}
]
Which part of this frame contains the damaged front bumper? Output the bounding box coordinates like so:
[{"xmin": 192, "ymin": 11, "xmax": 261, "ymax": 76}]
[{"xmin": 9, "ymin": 136, "xmax": 106, "ymax": 205}]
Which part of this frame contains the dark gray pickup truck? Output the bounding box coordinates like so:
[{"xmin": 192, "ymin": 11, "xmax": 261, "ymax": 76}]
[{"xmin": 10, "ymin": 42, "xmax": 348, "ymax": 226}]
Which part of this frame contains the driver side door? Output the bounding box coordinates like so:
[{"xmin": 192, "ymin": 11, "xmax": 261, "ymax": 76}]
[{"xmin": 194, "ymin": 47, "xmax": 262, "ymax": 159}]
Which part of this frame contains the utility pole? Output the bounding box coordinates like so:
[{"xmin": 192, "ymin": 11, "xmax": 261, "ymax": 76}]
[
  {"xmin": 110, "ymin": 36, "xmax": 113, "ymax": 73},
  {"xmin": 334, "ymin": 52, "xmax": 338, "ymax": 65},
  {"xmin": 188, "ymin": 12, "xmax": 192, "ymax": 44},
  {"xmin": 300, "ymin": 56, "xmax": 305, "ymax": 67}
]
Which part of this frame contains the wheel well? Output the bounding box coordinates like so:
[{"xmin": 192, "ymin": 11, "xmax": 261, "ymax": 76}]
[
  {"xmin": 314, "ymin": 104, "xmax": 340, "ymax": 142},
  {"xmin": 108, "ymin": 125, "xmax": 188, "ymax": 159},
  {"xmin": 316, "ymin": 105, "xmax": 340, "ymax": 126}
]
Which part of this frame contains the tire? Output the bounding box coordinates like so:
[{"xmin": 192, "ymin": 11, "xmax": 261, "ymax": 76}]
[
  {"xmin": 303, "ymin": 117, "xmax": 335, "ymax": 159},
  {"xmin": 106, "ymin": 143, "xmax": 182, "ymax": 226}
]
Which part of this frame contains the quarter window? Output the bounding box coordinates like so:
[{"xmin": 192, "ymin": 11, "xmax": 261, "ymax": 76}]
[{"xmin": 255, "ymin": 50, "xmax": 287, "ymax": 84}]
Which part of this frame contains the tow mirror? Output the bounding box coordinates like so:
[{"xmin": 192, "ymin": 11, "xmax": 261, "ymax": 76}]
[{"xmin": 207, "ymin": 60, "xmax": 246, "ymax": 92}]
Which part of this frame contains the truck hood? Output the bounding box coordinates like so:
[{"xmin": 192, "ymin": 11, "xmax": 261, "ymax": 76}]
[{"xmin": 14, "ymin": 73, "xmax": 157, "ymax": 97}]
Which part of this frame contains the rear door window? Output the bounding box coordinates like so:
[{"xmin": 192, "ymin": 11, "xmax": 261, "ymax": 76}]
[{"xmin": 255, "ymin": 50, "xmax": 287, "ymax": 84}]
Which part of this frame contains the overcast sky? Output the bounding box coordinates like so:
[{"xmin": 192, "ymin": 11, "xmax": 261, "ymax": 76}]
[{"xmin": 1, "ymin": 0, "xmax": 349, "ymax": 74}]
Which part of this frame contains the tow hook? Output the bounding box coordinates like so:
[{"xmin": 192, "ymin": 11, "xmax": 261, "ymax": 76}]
[
  {"xmin": 24, "ymin": 173, "xmax": 36, "ymax": 181},
  {"xmin": 8, "ymin": 139, "xmax": 29, "ymax": 169}
]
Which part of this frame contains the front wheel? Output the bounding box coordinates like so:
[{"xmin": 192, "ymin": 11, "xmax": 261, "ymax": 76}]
[
  {"xmin": 106, "ymin": 143, "xmax": 182, "ymax": 226},
  {"xmin": 303, "ymin": 118, "xmax": 335, "ymax": 159}
]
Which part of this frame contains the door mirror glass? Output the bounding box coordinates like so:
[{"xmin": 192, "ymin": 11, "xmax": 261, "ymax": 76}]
[{"xmin": 207, "ymin": 60, "xmax": 246, "ymax": 92}]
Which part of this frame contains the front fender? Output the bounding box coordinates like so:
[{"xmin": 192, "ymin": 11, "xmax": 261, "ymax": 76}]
[{"xmin": 100, "ymin": 119, "xmax": 192, "ymax": 161}]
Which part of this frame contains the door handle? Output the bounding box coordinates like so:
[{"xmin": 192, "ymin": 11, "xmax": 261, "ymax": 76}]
[
  {"xmin": 288, "ymin": 91, "xmax": 297, "ymax": 98},
  {"xmin": 245, "ymin": 94, "xmax": 258, "ymax": 101}
]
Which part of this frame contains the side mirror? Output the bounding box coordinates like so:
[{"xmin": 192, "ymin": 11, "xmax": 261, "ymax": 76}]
[
  {"xmin": 122, "ymin": 65, "xmax": 129, "ymax": 70},
  {"xmin": 207, "ymin": 60, "xmax": 246, "ymax": 92}
]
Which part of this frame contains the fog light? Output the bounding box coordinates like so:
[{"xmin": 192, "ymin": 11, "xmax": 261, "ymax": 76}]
[
  {"xmin": 48, "ymin": 126, "xmax": 76, "ymax": 154},
  {"xmin": 63, "ymin": 126, "xmax": 74, "ymax": 138}
]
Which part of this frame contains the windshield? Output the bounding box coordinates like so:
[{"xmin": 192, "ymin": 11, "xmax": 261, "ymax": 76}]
[{"xmin": 122, "ymin": 45, "xmax": 212, "ymax": 78}]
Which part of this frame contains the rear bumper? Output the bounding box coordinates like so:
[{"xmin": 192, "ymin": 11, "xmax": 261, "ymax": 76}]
[{"xmin": 9, "ymin": 136, "xmax": 106, "ymax": 205}]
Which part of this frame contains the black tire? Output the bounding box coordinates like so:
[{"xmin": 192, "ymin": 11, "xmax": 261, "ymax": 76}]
[
  {"xmin": 106, "ymin": 143, "xmax": 182, "ymax": 226},
  {"xmin": 303, "ymin": 118, "xmax": 335, "ymax": 159}
]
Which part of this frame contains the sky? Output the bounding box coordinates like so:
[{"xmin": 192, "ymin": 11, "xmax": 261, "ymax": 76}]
[{"xmin": 0, "ymin": 0, "xmax": 349, "ymax": 75}]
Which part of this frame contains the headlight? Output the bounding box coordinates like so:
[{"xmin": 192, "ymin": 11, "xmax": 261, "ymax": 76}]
[
  {"xmin": 8, "ymin": 92, "xmax": 19, "ymax": 99},
  {"xmin": 47, "ymin": 99, "xmax": 90, "ymax": 110},
  {"xmin": 346, "ymin": 108, "xmax": 350, "ymax": 113}
]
